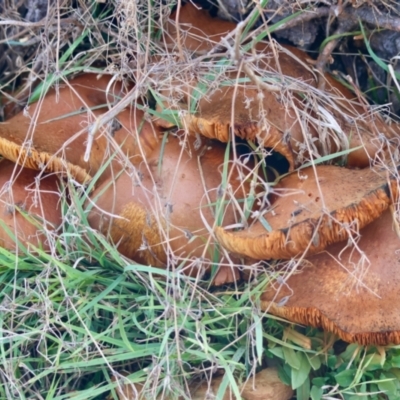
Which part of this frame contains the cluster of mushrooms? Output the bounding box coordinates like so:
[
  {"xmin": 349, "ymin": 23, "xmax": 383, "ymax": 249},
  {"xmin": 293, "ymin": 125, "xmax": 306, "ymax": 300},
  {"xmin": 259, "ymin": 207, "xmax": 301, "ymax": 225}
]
[{"xmin": 1, "ymin": 3, "xmax": 400, "ymax": 349}]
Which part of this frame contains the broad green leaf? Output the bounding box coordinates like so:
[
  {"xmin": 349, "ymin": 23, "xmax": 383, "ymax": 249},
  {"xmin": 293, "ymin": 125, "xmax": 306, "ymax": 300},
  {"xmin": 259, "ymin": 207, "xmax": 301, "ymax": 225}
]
[
  {"xmin": 377, "ymin": 375, "xmax": 397, "ymax": 397},
  {"xmin": 283, "ymin": 347, "xmax": 301, "ymax": 370},
  {"xmin": 269, "ymin": 347, "xmax": 284, "ymax": 359},
  {"xmin": 340, "ymin": 343, "xmax": 360, "ymax": 362},
  {"xmin": 310, "ymin": 385, "xmax": 323, "ymax": 400},
  {"xmin": 296, "ymin": 376, "xmax": 310, "ymax": 400},
  {"xmin": 312, "ymin": 377, "xmax": 327, "ymax": 387},
  {"xmin": 390, "ymin": 355, "xmax": 400, "ymax": 368},
  {"xmin": 291, "ymin": 352, "xmax": 311, "ymax": 390},
  {"xmin": 335, "ymin": 369, "xmax": 356, "ymax": 387},
  {"xmin": 307, "ymin": 353, "xmax": 322, "ymax": 371},
  {"xmin": 327, "ymin": 354, "xmax": 337, "ymax": 369},
  {"xmin": 277, "ymin": 365, "xmax": 291, "ymax": 386},
  {"xmin": 365, "ymin": 352, "xmax": 386, "ymax": 371}
]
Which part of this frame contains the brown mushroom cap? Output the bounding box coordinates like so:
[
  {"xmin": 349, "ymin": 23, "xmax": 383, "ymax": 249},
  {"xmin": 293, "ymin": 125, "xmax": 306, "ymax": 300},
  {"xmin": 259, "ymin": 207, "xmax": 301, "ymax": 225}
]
[
  {"xmin": 159, "ymin": 3, "xmax": 400, "ymax": 169},
  {"xmin": 162, "ymin": 2, "xmax": 237, "ymax": 54},
  {"xmin": 0, "ymin": 159, "xmax": 62, "ymax": 251},
  {"xmin": 163, "ymin": 3, "xmax": 314, "ymax": 82},
  {"xmin": 0, "ymin": 74, "xmax": 160, "ymax": 184},
  {"xmin": 113, "ymin": 367, "xmax": 292, "ymax": 400},
  {"xmin": 216, "ymin": 164, "xmax": 398, "ymax": 260},
  {"xmin": 261, "ymin": 209, "xmax": 400, "ymax": 345},
  {"xmin": 182, "ymin": 85, "xmax": 303, "ymax": 170},
  {"xmin": 87, "ymin": 134, "xmax": 255, "ymax": 283}
]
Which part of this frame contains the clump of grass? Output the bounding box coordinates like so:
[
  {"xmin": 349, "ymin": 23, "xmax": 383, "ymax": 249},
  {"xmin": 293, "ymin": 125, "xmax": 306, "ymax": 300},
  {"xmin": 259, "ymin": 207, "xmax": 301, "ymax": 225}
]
[{"xmin": 3, "ymin": 222, "xmax": 400, "ymax": 399}]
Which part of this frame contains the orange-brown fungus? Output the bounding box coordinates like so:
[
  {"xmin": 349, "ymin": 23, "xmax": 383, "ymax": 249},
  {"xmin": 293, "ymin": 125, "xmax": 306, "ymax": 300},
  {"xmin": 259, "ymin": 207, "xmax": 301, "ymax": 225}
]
[
  {"xmin": 162, "ymin": 2, "xmax": 236, "ymax": 53},
  {"xmin": 0, "ymin": 74, "xmax": 160, "ymax": 184},
  {"xmin": 158, "ymin": 3, "xmax": 400, "ymax": 170},
  {"xmin": 88, "ymin": 134, "xmax": 255, "ymax": 285},
  {"xmin": 216, "ymin": 164, "xmax": 398, "ymax": 260},
  {"xmin": 0, "ymin": 159, "xmax": 62, "ymax": 251},
  {"xmin": 261, "ymin": 209, "xmax": 400, "ymax": 346},
  {"xmin": 113, "ymin": 367, "xmax": 293, "ymax": 400}
]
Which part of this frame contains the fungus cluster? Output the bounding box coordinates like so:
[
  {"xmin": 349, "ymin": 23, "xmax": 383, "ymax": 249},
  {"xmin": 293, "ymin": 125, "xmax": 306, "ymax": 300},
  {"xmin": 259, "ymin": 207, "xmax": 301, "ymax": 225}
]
[
  {"xmin": 216, "ymin": 164, "xmax": 398, "ymax": 259},
  {"xmin": 261, "ymin": 209, "xmax": 400, "ymax": 346},
  {"xmin": 87, "ymin": 133, "xmax": 253, "ymax": 284},
  {"xmin": 0, "ymin": 2, "xmax": 399, "ymax": 347}
]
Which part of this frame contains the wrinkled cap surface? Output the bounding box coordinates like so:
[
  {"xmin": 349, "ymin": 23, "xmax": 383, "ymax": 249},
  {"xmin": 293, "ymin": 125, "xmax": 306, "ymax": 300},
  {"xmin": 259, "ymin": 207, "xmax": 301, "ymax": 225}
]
[
  {"xmin": 87, "ymin": 134, "xmax": 256, "ymax": 285},
  {"xmin": 261, "ymin": 209, "xmax": 400, "ymax": 345},
  {"xmin": 159, "ymin": 3, "xmax": 400, "ymax": 170},
  {"xmin": 182, "ymin": 84, "xmax": 303, "ymax": 170},
  {"xmin": 216, "ymin": 165, "xmax": 398, "ymax": 259},
  {"xmin": 0, "ymin": 74, "xmax": 160, "ymax": 184}
]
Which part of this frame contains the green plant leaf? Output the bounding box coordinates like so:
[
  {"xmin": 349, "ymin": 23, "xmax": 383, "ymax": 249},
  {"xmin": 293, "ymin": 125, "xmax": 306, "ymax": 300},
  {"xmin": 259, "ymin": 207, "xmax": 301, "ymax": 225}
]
[
  {"xmin": 377, "ymin": 374, "xmax": 397, "ymax": 397},
  {"xmin": 269, "ymin": 347, "xmax": 284, "ymax": 359},
  {"xmin": 296, "ymin": 376, "xmax": 310, "ymax": 400},
  {"xmin": 335, "ymin": 369, "xmax": 356, "ymax": 387},
  {"xmin": 277, "ymin": 364, "xmax": 291, "ymax": 386},
  {"xmin": 390, "ymin": 355, "xmax": 400, "ymax": 368},
  {"xmin": 327, "ymin": 354, "xmax": 337, "ymax": 369},
  {"xmin": 365, "ymin": 352, "xmax": 386, "ymax": 371},
  {"xmin": 307, "ymin": 353, "xmax": 322, "ymax": 371},
  {"xmin": 283, "ymin": 347, "xmax": 301, "ymax": 370},
  {"xmin": 359, "ymin": 22, "xmax": 400, "ymax": 81},
  {"xmin": 310, "ymin": 385, "xmax": 323, "ymax": 400},
  {"xmin": 291, "ymin": 352, "xmax": 311, "ymax": 390},
  {"xmin": 312, "ymin": 377, "xmax": 327, "ymax": 387}
]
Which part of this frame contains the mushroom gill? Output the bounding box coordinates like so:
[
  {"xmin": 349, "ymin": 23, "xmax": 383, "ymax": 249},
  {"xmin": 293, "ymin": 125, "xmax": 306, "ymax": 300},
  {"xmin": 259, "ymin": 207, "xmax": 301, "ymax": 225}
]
[
  {"xmin": 87, "ymin": 133, "xmax": 257, "ymax": 285},
  {"xmin": 260, "ymin": 209, "xmax": 400, "ymax": 346},
  {"xmin": 216, "ymin": 164, "xmax": 398, "ymax": 260},
  {"xmin": 0, "ymin": 159, "xmax": 62, "ymax": 251},
  {"xmin": 156, "ymin": 3, "xmax": 400, "ymax": 170},
  {"xmin": 0, "ymin": 74, "xmax": 160, "ymax": 184}
]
